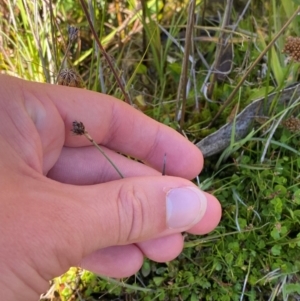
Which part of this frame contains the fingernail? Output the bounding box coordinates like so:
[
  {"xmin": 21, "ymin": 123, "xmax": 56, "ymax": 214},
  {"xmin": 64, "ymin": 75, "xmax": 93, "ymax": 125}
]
[{"xmin": 166, "ymin": 187, "xmax": 207, "ymax": 229}]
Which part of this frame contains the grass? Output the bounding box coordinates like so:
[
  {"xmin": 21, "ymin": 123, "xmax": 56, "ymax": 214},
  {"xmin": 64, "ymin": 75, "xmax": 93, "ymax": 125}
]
[{"xmin": 2, "ymin": 0, "xmax": 300, "ymax": 300}]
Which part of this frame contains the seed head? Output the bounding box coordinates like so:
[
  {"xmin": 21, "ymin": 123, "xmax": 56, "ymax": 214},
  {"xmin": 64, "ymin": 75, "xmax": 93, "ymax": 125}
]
[
  {"xmin": 71, "ymin": 121, "xmax": 86, "ymax": 135},
  {"xmin": 282, "ymin": 36, "xmax": 300, "ymax": 62},
  {"xmin": 281, "ymin": 116, "xmax": 300, "ymax": 132},
  {"xmin": 68, "ymin": 25, "xmax": 79, "ymax": 42},
  {"xmin": 57, "ymin": 68, "xmax": 83, "ymax": 88}
]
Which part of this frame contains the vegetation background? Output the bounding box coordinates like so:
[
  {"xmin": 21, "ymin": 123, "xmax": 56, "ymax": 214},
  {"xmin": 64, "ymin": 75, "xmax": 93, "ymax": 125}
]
[{"xmin": 1, "ymin": 0, "xmax": 300, "ymax": 300}]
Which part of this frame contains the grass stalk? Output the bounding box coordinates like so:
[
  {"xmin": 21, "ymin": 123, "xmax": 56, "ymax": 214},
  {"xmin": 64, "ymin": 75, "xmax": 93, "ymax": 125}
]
[
  {"xmin": 79, "ymin": 0, "xmax": 131, "ymax": 104},
  {"xmin": 175, "ymin": 0, "xmax": 196, "ymax": 128},
  {"xmin": 207, "ymin": 6, "xmax": 300, "ymax": 128},
  {"xmin": 207, "ymin": 0, "xmax": 233, "ymax": 97}
]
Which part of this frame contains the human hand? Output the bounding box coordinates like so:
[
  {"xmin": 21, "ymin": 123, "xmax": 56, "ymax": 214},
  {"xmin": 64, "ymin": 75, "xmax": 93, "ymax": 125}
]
[{"xmin": 0, "ymin": 75, "xmax": 221, "ymax": 300}]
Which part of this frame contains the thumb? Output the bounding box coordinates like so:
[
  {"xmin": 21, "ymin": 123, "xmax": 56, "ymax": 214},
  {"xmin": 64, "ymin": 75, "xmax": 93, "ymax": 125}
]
[
  {"xmin": 46, "ymin": 176, "xmax": 208, "ymax": 265},
  {"xmin": 68, "ymin": 176, "xmax": 207, "ymax": 254}
]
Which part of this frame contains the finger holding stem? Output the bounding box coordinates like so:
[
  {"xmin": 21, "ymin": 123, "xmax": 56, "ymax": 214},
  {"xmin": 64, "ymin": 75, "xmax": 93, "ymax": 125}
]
[{"xmin": 71, "ymin": 121, "xmax": 124, "ymax": 179}]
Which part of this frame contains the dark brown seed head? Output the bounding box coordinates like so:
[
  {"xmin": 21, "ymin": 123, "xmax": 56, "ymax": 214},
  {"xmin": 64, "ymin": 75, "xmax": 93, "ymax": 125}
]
[
  {"xmin": 68, "ymin": 25, "xmax": 79, "ymax": 41},
  {"xmin": 71, "ymin": 121, "xmax": 85, "ymax": 135}
]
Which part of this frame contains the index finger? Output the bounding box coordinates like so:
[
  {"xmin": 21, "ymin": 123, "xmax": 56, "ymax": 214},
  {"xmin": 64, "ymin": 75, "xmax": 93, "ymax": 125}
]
[{"xmin": 26, "ymin": 80, "xmax": 203, "ymax": 179}]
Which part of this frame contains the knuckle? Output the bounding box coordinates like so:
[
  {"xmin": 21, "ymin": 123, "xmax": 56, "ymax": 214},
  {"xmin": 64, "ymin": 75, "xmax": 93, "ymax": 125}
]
[{"xmin": 117, "ymin": 183, "xmax": 148, "ymax": 243}]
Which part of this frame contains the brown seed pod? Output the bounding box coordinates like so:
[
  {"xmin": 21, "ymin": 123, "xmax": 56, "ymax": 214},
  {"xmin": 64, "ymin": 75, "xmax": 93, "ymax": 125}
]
[{"xmin": 57, "ymin": 68, "xmax": 83, "ymax": 88}]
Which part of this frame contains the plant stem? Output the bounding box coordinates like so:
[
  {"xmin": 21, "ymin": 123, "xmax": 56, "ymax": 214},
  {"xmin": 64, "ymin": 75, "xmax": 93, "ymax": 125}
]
[
  {"xmin": 79, "ymin": 0, "xmax": 131, "ymax": 105},
  {"xmin": 207, "ymin": 6, "xmax": 300, "ymax": 128},
  {"xmin": 176, "ymin": 0, "xmax": 196, "ymax": 128},
  {"xmin": 84, "ymin": 132, "xmax": 124, "ymax": 179}
]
